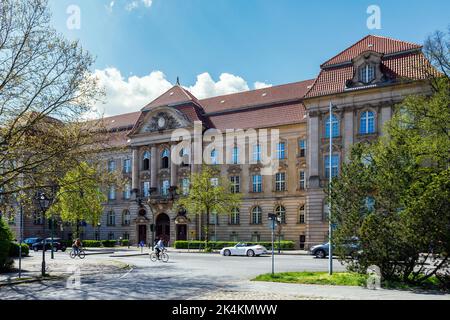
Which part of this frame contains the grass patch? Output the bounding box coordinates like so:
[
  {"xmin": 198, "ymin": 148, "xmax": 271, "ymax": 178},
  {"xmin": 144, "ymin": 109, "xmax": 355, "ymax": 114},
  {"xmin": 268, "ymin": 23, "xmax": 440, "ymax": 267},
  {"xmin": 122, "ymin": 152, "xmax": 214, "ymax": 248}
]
[{"xmin": 253, "ymin": 272, "xmax": 368, "ymax": 287}]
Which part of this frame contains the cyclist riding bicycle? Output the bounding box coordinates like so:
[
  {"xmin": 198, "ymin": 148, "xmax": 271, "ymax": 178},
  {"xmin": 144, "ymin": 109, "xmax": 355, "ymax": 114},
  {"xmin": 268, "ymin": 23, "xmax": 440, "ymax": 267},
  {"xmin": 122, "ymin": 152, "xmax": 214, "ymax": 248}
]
[
  {"xmin": 154, "ymin": 238, "xmax": 165, "ymax": 260},
  {"xmin": 72, "ymin": 238, "xmax": 82, "ymax": 255}
]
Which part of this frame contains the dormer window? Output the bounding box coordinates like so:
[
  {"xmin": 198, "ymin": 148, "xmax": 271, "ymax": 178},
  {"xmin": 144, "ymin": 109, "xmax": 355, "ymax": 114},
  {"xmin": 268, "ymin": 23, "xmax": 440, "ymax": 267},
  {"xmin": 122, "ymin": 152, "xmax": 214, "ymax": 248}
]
[{"xmin": 359, "ymin": 64, "xmax": 375, "ymax": 84}]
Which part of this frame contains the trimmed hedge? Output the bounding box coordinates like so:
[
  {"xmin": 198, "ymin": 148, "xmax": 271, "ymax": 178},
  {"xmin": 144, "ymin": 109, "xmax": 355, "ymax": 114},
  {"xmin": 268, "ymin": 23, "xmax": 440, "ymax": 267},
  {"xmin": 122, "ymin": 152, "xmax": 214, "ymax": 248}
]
[
  {"xmin": 119, "ymin": 239, "xmax": 129, "ymax": 247},
  {"xmin": 101, "ymin": 240, "xmax": 116, "ymax": 247},
  {"xmin": 173, "ymin": 240, "xmax": 295, "ymax": 250},
  {"xmin": 81, "ymin": 240, "xmax": 102, "ymax": 248},
  {"xmin": 9, "ymin": 242, "xmax": 29, "ymax": 257}
]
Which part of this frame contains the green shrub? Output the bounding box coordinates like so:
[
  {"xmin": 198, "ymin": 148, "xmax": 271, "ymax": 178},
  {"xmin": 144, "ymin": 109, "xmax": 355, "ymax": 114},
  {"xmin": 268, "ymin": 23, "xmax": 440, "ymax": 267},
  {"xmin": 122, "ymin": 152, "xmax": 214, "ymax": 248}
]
[
  {"xmin": 0, "ymin": 219, "xmax": 13, "ymax": 272},
  {"xmin": 173, "ymin": 240, "xmax": 295, "ymax": 250},
  {"xmin": 101, "ymin": 240, "xmax": 116, "ymax": 247},
  {"xmin": 9, "ymin": 242, "xmax": 29, "ymax": 257},
  {"xmin": 119, "ymin": 239, "xmax": 129, "ymax": 246},
  {"xmin": 81, "ymin": 240, "xmax": 102, "ymax": 247}
]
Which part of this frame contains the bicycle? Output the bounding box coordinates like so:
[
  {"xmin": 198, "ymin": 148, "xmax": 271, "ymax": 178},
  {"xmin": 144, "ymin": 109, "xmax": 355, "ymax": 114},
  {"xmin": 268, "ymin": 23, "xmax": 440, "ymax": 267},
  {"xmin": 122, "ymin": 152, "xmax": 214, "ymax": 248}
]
[
  {"xmin": 69, "ymin": 247, "xmax": 86, "ymax": 259},
  {"xmin": 150, "ymin": 248, "xmax": 169, "ymax": 262}
]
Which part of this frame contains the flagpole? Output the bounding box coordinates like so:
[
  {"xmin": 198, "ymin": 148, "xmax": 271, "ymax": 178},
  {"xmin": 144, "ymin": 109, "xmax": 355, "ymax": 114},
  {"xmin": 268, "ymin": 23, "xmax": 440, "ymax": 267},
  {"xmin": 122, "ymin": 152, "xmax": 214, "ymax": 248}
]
[{"xmin": 328, "ymin": 101, "xmax": 333, "ymax": 275}]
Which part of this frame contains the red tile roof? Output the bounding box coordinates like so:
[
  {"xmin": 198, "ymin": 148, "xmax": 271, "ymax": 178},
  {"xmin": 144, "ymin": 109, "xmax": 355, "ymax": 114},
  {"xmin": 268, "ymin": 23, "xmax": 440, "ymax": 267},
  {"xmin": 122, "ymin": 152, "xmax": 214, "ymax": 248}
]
[
  {"xmin": 99, "ymin": 111, "xmax": 141, "ymax": 131},
  {"xmin": 305, "ymin": 35, "xmax": 433, "ymax": 98},
  {"xmin": 199, "ymin": 79, "xmax": 314, "ymax": 113},
  {"xmin": 208, "ymin": 102, "xmax": 307, "ymax": 130},
  {"xmin": 141, "ymin": 85, "xmax": 200, "ymax": 111},
  {"xmin": 322, "ymin": 35, "xmax": 422, "ymax": 67}
]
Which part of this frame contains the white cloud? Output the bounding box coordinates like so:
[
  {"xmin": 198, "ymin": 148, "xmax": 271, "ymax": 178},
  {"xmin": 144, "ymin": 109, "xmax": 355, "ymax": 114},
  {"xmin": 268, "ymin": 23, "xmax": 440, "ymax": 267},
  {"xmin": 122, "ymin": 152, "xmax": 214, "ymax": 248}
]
[
  {"xmin": 105, "ymin": 1, "xmax": 115, "ymax": 14},
  {"xmin": 93, "ymin": 68, "xmax": 172, "ymax": 116},
  {"xmin": 91, "ymin": 68, "xmax": 270, "ymax": 117},
  {"xmin": 125, "ymin": 0, "xmax": 153, "ymax": 11},
  {"xmin": 253, "ymin": 81, "xmax": 272, "ymax": 90},
  {"xmin": 186, "ymin": 72, "xmax": 249, "ymax": 99}
]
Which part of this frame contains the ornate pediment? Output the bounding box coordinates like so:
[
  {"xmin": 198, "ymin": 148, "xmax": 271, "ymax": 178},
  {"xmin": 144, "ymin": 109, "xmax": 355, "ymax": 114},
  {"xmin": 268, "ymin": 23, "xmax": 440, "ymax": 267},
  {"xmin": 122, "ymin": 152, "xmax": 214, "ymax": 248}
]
[{"xmin": 142, "ymin": 112, "xmax": 181, "ymax": 133}]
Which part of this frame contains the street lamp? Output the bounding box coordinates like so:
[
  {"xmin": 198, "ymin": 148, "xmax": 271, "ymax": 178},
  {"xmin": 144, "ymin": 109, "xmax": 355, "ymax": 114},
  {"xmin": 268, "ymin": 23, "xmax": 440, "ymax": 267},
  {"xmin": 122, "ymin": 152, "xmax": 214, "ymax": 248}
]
[
  {"xmin": 327, "ymin": 101, "xmax": 336, "ymax": 275},
  {"xmin": 97, "ymin": 222, "xmax": 101, "ymax": 240},
  {"xmin": 37, "ymin": 192, "xmax": 51, "ymax": 276},
  {"xmin": 268, "ymin": 213, "xmax": 277, "ymax": 275}
]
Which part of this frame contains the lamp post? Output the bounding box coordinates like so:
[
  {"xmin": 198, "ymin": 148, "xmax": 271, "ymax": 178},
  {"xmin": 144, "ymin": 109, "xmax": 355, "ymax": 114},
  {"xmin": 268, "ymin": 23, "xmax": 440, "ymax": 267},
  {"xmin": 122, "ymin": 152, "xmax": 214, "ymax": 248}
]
[
  {"xmin": 268, "ymin": 213, "xmax": 277, "ymax": 275},
  {"xmin": 328, "ymin": 101, "xmax": 335, "ymax": 276},
  {"xmin": 38, "ymin": 192, "xmax": 51, "ymax": 276},
  {"xmin": 97, "ymin": 222, "xmax": 101, "ymax": 240}
]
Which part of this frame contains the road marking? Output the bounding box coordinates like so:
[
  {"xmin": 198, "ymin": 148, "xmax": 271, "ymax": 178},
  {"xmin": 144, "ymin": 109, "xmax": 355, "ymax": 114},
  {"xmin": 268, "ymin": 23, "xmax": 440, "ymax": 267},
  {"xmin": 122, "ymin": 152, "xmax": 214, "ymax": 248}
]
[{"xmin": 119, "ymin": 267, "xmax": 134, "ymax": 279}]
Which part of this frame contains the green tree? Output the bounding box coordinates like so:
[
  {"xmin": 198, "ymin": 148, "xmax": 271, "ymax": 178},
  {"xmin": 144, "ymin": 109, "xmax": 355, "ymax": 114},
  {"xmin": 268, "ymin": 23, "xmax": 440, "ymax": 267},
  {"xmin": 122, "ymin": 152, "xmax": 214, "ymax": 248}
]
[
  {"xmin": 47, "ymin": 162, "xmax": 108, "ymax": 238},
  {"xmin": 0, "ymin": 217, "xmax": 13, "ymax": 272},
  {"xmin": 175, "ymin": 166, "xmax": 241, "ymax": 250},
  {"xmin": 0, "ymin": 0, "xmax": 107, "ymax": 214},
  {"xmin": 330, "ymin": 30, "xmax": 450, "ymax": 286}
]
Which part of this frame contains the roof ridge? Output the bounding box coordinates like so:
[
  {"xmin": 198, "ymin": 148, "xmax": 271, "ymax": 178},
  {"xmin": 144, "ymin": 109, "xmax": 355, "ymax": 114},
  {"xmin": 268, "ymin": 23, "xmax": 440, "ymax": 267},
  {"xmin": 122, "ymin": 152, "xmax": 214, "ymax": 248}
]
[
  {"xmin": 199, "ymin": 78, "xmax": 315, "ymax": 102},
  {"xmin": 321, "ymin": 34, "xmax": 422, "ymax": 68}
]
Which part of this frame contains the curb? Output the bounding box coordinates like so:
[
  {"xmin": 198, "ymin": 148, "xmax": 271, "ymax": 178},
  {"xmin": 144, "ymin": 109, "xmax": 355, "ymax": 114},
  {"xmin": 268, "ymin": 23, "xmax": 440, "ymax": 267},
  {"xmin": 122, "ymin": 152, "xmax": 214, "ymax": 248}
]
[
  {"xmin": 0, "ymin": 275, "xmax": 63, "ymax": 287},
  {"xmin": 110, "ymin": 253, "xmax": 149, "ymax": 257}
]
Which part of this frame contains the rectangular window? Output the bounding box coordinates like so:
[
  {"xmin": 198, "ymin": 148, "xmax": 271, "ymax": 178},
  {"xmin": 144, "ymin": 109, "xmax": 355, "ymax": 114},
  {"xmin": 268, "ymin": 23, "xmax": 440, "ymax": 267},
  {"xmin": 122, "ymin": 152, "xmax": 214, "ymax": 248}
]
[
  {"xmin": 230, "ymin": 176, "xmax": 240, "ymax": 193},
  {"xmin": 162, "ymin": 180, "xmax": 170, "ymax": 196},
  {"xmin": 142, "ymin": 181, "xmax": 150, "ymax": 197},
  {"xmin": 251, "ymin": 234, "xmax": 261, "ymax": 242},
  {"xmin": 209, "ymin": 211, "xmax": 218, "ymax": 225},
  {"xmin": 275, "ymin": 172, "xmax": 286, "ymax": 191},
  {"xmin": 108, "ymin": 232, "xmax": 115, "ymax": 241},
  {"xmin": 325, "ymin": 155, "xmax": 339, "ymax": 178},
  {"xmin": 230, "ymin": 234, "xmax": 238, "ymax": 242},
  {"xmin": 107, "ymin": 212, "xmax": 115, "ymax": 226},
  {"xmin": 123, "ymin": 159, "xmax": 131, "ymax": 173},
  {"xmin": 277, "ymin": 142, "xmax": 286, "ymax": 159},
  {"xmin": 299, "ymin": 140, "xmax": 306, "ymax": 157},
  {"xmin": 210, "ymin": 177, "xmax": 219, "ymax": 187},
  {"xmin": 123, "ymin": 183, "xmax": 131, "ymax": 200},
  {"xmin": 123, "ymin": 233, "xmax": 130, "ymax": 240},
  {"xmin": 33, "ymin": 212, "xmax": 43, "ymax": 225},
  {"xmin": 299, "ymin": 171, "xmax": 305, "ymax": 190},
  {"xmin": 232, "ymin": 147, "xmax": 239, "ymax": 164},
  {"xmin": 108, "ymin": 186, "xmax": 116, "ymax": 200},
  {"xmin": 253, "ymin": 144, "xmax": 261, "ymax": 162},
  {"xmin": 181, "ymin": 178, "xmax": 190, "ymax": 195},
  {"xmin": 252, "ymin": 174, "xmax": 262, "ymax": 193},
  {"xmin": 108, "ymin": 160, "xmax": 116, "ymax": 173}
]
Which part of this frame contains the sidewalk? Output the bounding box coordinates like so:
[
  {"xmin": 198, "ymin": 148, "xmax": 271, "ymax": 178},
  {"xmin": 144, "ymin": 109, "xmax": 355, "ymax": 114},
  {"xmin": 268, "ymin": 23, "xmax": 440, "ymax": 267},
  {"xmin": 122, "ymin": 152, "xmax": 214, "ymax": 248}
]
[{"xmin": 198, "ymin": 280, "xmax": 450, "ymax": 300}]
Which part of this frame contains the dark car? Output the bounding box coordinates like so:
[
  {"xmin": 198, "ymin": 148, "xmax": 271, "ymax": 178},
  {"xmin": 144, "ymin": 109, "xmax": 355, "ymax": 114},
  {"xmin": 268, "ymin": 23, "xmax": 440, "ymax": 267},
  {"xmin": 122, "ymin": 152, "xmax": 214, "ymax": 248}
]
[
  {"xmin": 23, "ymin": 237, "xmax": 43, "ymax": 247},
  {"xmin": 309, "ymin": 240, "xmax": 360, "ymax": 259},
  {"xmin": 32, "ymin": 238, "xmax": 66, "ymax": 252}
]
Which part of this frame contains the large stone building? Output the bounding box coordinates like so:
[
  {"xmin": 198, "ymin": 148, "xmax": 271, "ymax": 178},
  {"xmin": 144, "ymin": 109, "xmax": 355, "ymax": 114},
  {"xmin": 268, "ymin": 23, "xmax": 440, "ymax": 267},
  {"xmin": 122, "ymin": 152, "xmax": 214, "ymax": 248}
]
[{"xmin": 7, "ymin": 35, "xmax": 433, "ymax": 249}]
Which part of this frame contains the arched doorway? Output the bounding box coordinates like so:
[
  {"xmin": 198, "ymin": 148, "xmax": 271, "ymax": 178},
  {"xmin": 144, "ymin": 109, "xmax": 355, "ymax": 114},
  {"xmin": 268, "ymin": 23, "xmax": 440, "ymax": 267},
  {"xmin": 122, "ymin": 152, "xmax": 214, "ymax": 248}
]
[{"xmin": 155, "ymin": 213, "xmax": 170, "ymax": 242}]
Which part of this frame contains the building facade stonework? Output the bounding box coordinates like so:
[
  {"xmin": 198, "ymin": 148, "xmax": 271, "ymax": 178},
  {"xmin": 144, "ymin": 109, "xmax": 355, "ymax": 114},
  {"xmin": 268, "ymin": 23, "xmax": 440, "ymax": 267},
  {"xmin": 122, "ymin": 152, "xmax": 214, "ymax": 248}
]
[{"xmin": 8, "ymin": 35, "xmax": 433, "ymax": 249}]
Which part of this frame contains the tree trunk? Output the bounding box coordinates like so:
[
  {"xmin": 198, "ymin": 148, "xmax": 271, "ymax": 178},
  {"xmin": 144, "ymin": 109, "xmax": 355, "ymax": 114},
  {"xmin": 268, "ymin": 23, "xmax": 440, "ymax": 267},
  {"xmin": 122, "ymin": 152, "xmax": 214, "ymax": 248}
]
[{"xmin": 205, "ymin": 209, "xmax": 210, "ymax": 249}]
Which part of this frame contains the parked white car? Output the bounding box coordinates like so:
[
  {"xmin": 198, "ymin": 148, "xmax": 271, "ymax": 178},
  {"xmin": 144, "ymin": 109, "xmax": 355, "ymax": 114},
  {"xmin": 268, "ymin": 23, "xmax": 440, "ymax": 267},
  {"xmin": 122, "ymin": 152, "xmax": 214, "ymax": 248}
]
[{"xmin": 220, "ymin": 243, "xmax": 267, "ymax": 257}]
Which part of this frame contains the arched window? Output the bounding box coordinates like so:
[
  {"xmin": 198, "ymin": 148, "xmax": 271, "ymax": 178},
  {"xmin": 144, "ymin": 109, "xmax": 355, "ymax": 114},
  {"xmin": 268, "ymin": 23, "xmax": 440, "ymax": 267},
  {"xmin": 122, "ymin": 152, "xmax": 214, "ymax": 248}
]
[
  {"xmin": 161, "ymin": 148, "xmax": 169, "ymax": 168},
  {"xmin": 325, "ymin": 114, "xmax": 339, "ymax": 138},
  {"xmin": 360, "ymin": 111, "xmax": 375, "ymax": 134},
  {"xmin": 359, "ymin": 64, "xmax": 375, "ymax": 84},
  {"xmin": 142, "ymin": 151, "xmax": 150, "ymax": 170},
  {"xmin": 210, "ymin": 149, "xmax": 217, "ymax": 165},
  {"xmin": 122, "ymin": 210, "xmax": 131, "ymax": 226},
  {"xmin": 251, "ymin": 206, "xmax": 262, "ymax": 224},
  {"xmin": 275, "ymin": 205, "xmax": 286, "ymax": 224},
  {"xmin": 230, "ymin": 208, "xmax": 240, "ymax": 225}
]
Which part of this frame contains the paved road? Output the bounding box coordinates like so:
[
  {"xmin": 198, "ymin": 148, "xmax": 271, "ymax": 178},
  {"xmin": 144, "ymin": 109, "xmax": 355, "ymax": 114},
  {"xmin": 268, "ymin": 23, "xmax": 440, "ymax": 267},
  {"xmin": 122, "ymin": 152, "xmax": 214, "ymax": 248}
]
[{"xmin": 1, "ymin": 250, "xmax": 449, "ymax": 300}]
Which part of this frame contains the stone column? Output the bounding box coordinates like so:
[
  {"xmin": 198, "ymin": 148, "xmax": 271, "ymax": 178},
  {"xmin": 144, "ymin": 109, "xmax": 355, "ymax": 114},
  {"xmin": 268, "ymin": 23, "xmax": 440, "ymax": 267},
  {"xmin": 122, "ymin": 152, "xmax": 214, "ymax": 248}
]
[
  {"xmin": 308, "ymin": 114, "xmax": 320, "ymax": 188},
  {"xmin": 343, "ymin": 110, "xmax": 354, "ymax": 162},
  {"xmin": 131, "ymin": 147, "xmax": 139, "ymax": 191},
  {"xmin": 379, "ymin": 106, "xmax": 392, "ymax": 136},
  {"xmin": 150, "ymin": 145, "xmax": 157, "ymax": 189}
]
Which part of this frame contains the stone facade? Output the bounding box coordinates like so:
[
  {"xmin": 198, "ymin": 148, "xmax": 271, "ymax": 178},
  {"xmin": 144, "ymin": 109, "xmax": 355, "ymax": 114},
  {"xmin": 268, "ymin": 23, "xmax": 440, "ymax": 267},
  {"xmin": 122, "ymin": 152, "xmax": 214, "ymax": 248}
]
[{"xmin": 6, "ymin": 35, "xmax": 433, "ymax": 249}]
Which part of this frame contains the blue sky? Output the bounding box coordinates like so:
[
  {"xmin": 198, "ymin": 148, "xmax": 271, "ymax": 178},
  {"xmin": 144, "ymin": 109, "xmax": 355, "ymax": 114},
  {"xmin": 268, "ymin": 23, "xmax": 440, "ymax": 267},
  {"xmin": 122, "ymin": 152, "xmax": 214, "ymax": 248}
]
[{"xmin": 48, "ymin": 0, "xmax": 450, "ymax": 116}]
